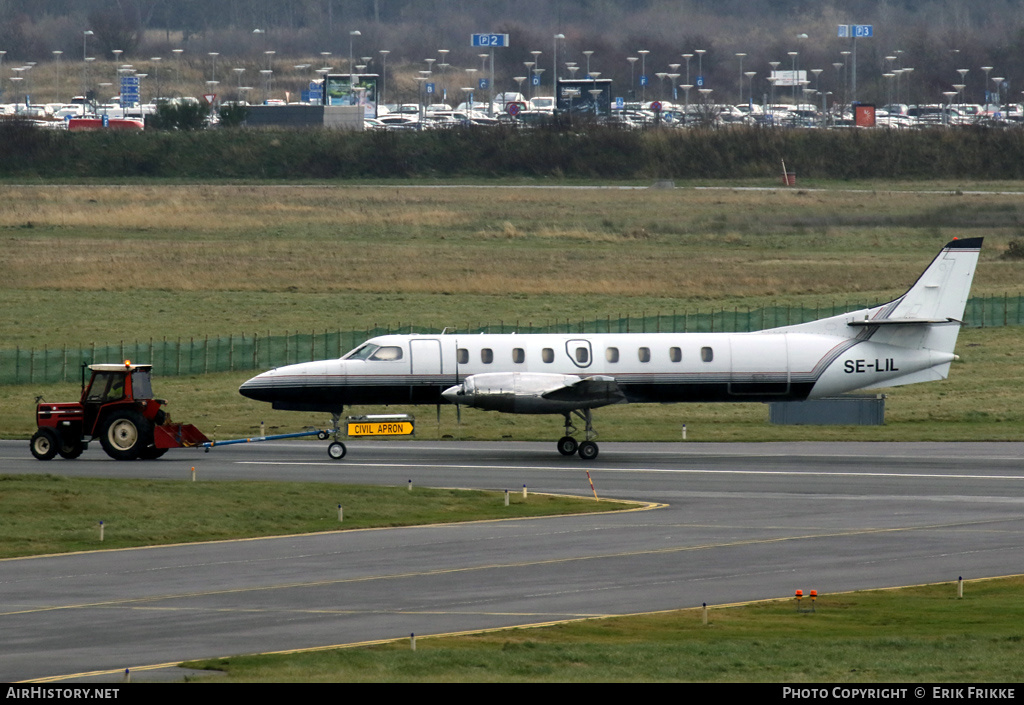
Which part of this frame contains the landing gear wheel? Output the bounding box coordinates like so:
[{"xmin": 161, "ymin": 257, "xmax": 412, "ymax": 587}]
[
  {"xmin": 57, "ymin": 439, "xmax": 85, "ymax": 459},
  {"xmin": 99, "ymin": 410, "xmax": 151, "ymax": 461},
  {"xmin": 328, "ymin": 441, "xmax": 347, "ymax": 460},
  {"xmin": 578, "ymin": 440, "xmax": 599, "ymax": 460},
  {"xmin": 30, "ymin": 429, "xmax": 59, "ymax": 460},
  {"xmin": 557, "ymin": 436, "xmax": 579, "ymax": 456}
]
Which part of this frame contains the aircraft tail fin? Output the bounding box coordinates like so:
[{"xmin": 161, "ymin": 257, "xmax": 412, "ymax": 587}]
[
  {"xmin": 872, "ymin": 237, "xmax": 982, "ymax": 325},
  {"xmin": 771, "ymin": 238, "xmax": 982, "ymax": 360}
]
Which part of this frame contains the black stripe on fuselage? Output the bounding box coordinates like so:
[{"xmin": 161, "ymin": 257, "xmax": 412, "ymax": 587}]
[{"xmin": 260, "ymin": 380, "xmax": 817, "ymax": 412}]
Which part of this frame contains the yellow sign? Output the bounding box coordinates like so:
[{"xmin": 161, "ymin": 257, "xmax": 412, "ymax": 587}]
[{"xmin": 347, "ymin": 421, "xmax": 414, "ymax": 437}]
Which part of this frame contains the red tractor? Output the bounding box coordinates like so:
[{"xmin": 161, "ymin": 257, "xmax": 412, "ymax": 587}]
[{"xmin": 30, "ymin": 362, "xmax": 208, "ymax": 461}]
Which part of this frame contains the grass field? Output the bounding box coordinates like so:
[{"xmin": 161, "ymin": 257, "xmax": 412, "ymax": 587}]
[
  {"xmin": 0, "ymin": 475, "xmax": 629, "ymax": 559},
  {"xmin": 2, "ymin": 181, "xmax": 1021, "ymax": 441},
  {"xmin": 182, "ymin": 576, "xmax": 1024, "ymax": 682},
  {"xmin": 1, "ymin": 182, "xmax": 1022, "ymax": 348}
]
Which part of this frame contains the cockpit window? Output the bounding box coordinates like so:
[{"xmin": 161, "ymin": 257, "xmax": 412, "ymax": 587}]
[
  {"xmin": 343, "ymin": 344, "xmax": 378, "ymax": 361},
  {"xmin": 369, "ymin": 346, "xmax": 404, "ymax": 361}
]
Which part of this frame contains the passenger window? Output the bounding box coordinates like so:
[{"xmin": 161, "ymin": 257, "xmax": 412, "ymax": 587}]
[
  {"xmin": 481, "ymin": 348, "xmax": 494, "ymax": 364},
  {"xmin": 512, "ymin": 348, "xmax": 525, "ymax": 363},
  {"xmin": 369, "ymin": 346, "xmax": 403, "ymax": 361},
  {"xmin": 457, "ymin": 348, "xmax": 469, "ymax": 364},
  {"xmin": 575, "ymin": 347, "xmax": 589, "ymax": 364},
  {"xmin": 638, "ymin": 347, "xmax": 651, "ymax": 363},
  {"xmin": 670, "ymin": 347, "xmax": 682, "ymax": 363},
  {"xmin": 542, "ymin": 348, "xmax": 554, "ymax": 363},
  {"xmin": 606, "ymin": 347, "xmax": 619, "ymax": 363},
  {"xmin": 701, "ymin": 346, "xmax": 714, "ymax": 363}
]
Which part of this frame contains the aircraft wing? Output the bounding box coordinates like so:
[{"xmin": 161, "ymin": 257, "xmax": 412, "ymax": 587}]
[{"xmin": 443, "ymin": 372, "xmax": 625, "ymax": 413}]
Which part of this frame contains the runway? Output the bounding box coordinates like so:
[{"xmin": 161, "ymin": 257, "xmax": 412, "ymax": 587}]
[{"xmin": 1, "ymin": 439, "xmax": 1022, "ymax": 682}]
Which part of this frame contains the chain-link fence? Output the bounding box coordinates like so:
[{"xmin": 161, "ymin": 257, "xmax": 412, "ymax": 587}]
[{"xmin": 4, "ymin": 295, "xmax": 1021, "ymax": 386}]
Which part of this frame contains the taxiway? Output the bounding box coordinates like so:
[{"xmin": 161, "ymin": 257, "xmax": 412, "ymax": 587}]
[{"xmin": 1, "ymin": 439, "xmax": 1022, "ymax": 682}]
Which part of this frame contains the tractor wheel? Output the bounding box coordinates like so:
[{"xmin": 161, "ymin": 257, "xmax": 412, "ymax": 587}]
[
  {"xmin": 138, "ymin": 446, "xmax": 168, "ymax": 460},
  {"xmin": 30, "ymin": 429, "xmax": 59, "ymax": 460},
  {"xmin": 99, "ymin": 410, "xmax": 152, "ymax": 461},
  {"xmin": 57, "ymin": 439, "xmax": 86, "ymax": 459}
]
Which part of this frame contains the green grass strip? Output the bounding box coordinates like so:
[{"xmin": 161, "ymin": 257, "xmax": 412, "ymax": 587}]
[
  {"xmin": 184, "ymin": 577, "xmax": 1024, "ymax": 682},
  {"xmin": 0, "ymin": 475, "xmax": 629, "ymax": 559}
]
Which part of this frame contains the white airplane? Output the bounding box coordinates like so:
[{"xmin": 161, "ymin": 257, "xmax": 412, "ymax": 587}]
[{"xmin": 240, "ymin": 237, "xmax": 982, "ymax": 459}]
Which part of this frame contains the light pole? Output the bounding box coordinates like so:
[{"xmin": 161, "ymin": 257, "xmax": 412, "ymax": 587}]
[
  {"xmin": 252, "ymin": 28, "xmax": 265, "ymax": 57},
  {"xmin": 627, "ymin": 57, "xmax": 638, "ymax": 99},
  {"xmin": 942, "ymin": 91, "xmax": 957, "ymax": 125},
  {"xmin": 744, "ymin": 71, "xmax": 756, "ymax": 112},
  {"xmin": 82, "ymin": 30, "xmax": 93, "ymax": 94},
  {"xmin": 258, "ymin": 70, "xmax": 269, "ymax": 103},
  {"xmin": 682, "ymin": 53, "xmax": 693, "ymax": 85},
  {"xmin": 172, "ymin": 48, "xmax": 183, "ymax": 93},
  {"xmin": 349, "ymin": 30, "xmax": 361, "ymax": 78},
  {"xmin": 638, "ymin": 49, "xmax": 649, "ymax": 100},
  {"xmin": 379, "ymin": 50, "xmax": 389, "ymax": 107},
  {"xmin": 582, "ymin": 50, "xmax": 594, "ymax": 77},
  {"xmin": 981, "ymin": 66, "xmax": 993, "ymax": 104},
  {"xmin": 992, "ymin": 76, "xmax": 1004, "ymax": 114},
  {"xmin": 233, "ymin": 67, "xmax": 245, "ymax": 100},
  {"xmin": 735, "ymin": 52, "xmax": 746, "ymax": 104},
  {"xmin": 694, "ymin": 49, "xmax": 706, "ymax": 84},
  {"xmin": 438, "ymin": 49, "xmax": 449, "ymax": 103},
  {"xmin": 553, "ymin": 34, "xmax": 564, "ymax": 95},
  {"xmin": 209, "ymin": 52, "xmax": 219, "ymax": 83},
  {"xmin": 956, "ymin": 69, "xmax": 969, "ymax": 107},
  {"xmin": 788, "ymin": 51, "xmax": 798, "ymax": 105},
  {"xmin": 151, "ymin": 56, "xmax": 161, "ymax": 101},
  {"xmin": 680, "ymin": 84, "xmax": 692, "ymax": 125},
  {"xmin": 52, "ymin": 50, "xmax": 62, "ymax": 102},
  {"xmin": 840, "ymin": 50, "xmax": 851, "ymax": 108},
  {"xmin": 768, "ymin": 61, "xmax": 780, "ymax": 108},
  {"xmin": 465, "ymin": 67, "xmax": 477, "ymax": 109},
  {"xmin": 513, "ymin": 75, "xmax": 526, "ymax": 102}
]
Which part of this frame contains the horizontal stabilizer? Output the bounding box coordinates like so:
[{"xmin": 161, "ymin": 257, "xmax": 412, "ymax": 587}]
[{"xmin": 848, "ymin": 317, "xmax": 963, "ymax": 327}]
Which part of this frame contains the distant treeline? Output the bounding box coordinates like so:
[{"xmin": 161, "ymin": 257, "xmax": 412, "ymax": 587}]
[{"xmin": 4, "ymin": 120, "xmax": 1024, "ymax": 180}]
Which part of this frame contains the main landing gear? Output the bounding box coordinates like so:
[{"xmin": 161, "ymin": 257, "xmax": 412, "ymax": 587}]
[{"xmin": 557, "ymin": 409, "xmax": 599, "ymax": 460}]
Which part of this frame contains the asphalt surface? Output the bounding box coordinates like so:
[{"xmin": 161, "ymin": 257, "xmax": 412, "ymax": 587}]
[{"xmin": 1, "ymin": 438, "xmax": 1022, "ymax": 682}]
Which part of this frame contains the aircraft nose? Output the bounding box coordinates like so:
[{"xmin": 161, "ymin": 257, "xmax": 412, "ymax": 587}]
[{"xmin": 239, "ymin": 372, "xmax": 275, "ymax": 402}]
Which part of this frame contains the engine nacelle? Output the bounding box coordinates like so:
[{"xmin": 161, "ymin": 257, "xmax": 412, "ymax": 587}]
[{"xmin": 442, "ymin": 372, "xmax": 586, "ymax": 414}]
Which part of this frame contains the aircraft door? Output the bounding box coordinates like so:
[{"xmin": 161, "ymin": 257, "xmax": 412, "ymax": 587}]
[
  {"xmin": 728, "ymin": 334, "xmax": 790, "ymax": 396},
  {"xmin": 411, "ymin": 339, "xmax": 443, "ymax": 376}
]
